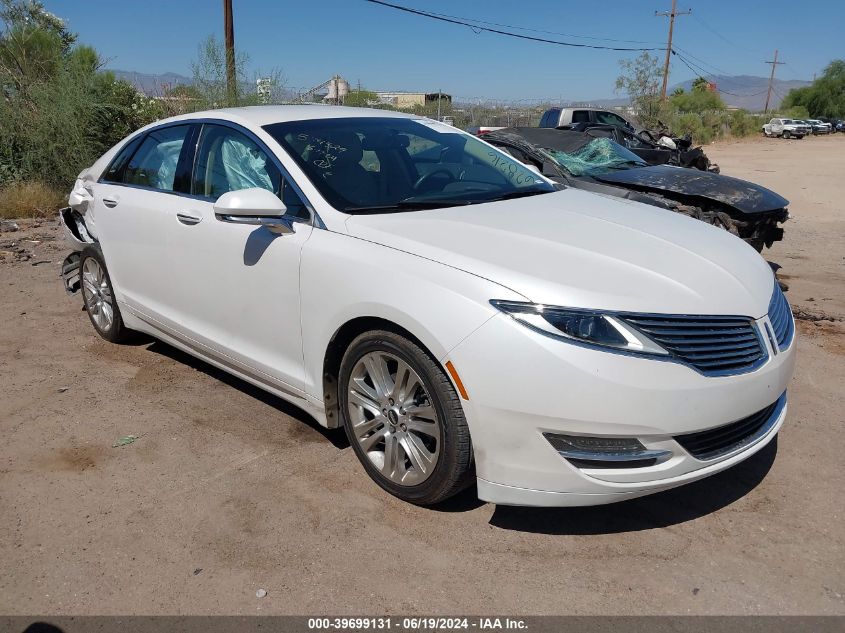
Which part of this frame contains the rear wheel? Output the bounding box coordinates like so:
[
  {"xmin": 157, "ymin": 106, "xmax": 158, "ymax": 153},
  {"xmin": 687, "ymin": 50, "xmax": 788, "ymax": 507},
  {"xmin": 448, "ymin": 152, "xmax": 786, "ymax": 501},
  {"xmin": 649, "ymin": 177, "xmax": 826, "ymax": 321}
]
[
  {"xmin": 339, "ymin": 330, "xmax": 473, "ymax": 505},
  {"xmin": 79, "ymin": 245, "xmax": 131, "ymax": 343}
]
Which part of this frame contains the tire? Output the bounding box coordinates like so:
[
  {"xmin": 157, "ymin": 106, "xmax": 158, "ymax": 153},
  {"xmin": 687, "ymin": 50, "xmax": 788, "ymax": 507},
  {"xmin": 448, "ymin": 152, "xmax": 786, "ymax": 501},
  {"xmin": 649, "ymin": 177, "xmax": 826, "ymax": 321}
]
[
  {"xmin": 783, "ymin": 130, "xmax": 791, "ymax": 139},
  {"xmin": 338, "ymin": 330, "xmax": 474, "ymax": 505},
  {"xmin": 79, "ymin": 245, "xmax": 132, "ymax": 343}
]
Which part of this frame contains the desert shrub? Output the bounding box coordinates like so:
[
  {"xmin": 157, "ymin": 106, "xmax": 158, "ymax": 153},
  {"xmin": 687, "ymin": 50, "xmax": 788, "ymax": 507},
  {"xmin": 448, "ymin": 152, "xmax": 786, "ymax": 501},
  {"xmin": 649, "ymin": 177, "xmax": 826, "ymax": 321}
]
[
  {"xmin": 0, "ymin": 180, "xmax": 65, "ymax": 218},
  {"xmin": 0, "ymin": 2, "xmax": 177, "ymax": 191}
]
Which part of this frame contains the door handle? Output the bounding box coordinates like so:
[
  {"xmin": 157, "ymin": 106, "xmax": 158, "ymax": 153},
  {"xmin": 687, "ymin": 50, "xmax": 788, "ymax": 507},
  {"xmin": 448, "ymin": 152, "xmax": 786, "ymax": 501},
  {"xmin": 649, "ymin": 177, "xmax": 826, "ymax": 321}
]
[
  {"xmin": 102, "ymin": 196, "xmax": 119, "ymax": 208},
  {"xmin": 176, "ymin": 212, "xmax": 202, "ymax": 226}
]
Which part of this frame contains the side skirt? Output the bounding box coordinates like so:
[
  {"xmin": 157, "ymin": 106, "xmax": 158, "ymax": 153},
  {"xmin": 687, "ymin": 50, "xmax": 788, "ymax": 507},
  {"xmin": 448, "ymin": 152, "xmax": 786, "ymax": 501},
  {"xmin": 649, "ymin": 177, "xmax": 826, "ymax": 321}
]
[{"xmin": 121, "ymin": 305, "xmax": 329, "ymax": 427}]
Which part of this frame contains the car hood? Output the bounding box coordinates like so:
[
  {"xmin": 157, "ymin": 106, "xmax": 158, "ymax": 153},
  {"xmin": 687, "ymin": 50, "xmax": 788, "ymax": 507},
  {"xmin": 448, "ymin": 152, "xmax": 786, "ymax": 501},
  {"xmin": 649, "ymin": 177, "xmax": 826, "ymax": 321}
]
[
  {"xmin": 344, "ymin": 189, "xmax": 775, "ymax": 318},
  {"xmin": 591, "ymin": 165, "xmax": 789, "ymax": 215}
]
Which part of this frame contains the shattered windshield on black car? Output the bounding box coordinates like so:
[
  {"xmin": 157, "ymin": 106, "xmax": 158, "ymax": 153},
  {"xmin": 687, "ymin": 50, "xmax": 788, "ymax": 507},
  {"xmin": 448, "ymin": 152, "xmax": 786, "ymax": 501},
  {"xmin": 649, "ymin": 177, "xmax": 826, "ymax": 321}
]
[
  {"xmin": 263, "ymin": 117, "xmax": 554, "ymax": 213},
  {"xmin": 542, "ymin": 137, "xmax": 647, "ymax": 177}
]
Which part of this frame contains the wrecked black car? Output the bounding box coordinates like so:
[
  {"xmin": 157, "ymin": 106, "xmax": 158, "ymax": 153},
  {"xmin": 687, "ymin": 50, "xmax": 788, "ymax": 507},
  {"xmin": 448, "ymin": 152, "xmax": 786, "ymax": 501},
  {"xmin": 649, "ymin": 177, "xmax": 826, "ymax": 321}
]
[
  {"xmin": 482, "ymin": 127, "xmax": 788, "ymax": 251},
  {"xmin": 562, "ymin": 122, "xmax": 719, "ymax": 172}
]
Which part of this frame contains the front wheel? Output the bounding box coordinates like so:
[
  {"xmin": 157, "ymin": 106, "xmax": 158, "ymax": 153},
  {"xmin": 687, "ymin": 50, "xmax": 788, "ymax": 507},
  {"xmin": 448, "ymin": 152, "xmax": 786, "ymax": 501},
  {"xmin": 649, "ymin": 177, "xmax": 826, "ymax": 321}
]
[
  {"xmin": 338, "ymin": 330, "xmax": 474, "ymax": 505},
  {"xmin": 783, "ymin": 130, "xmax": 791, "ymax": 139}
]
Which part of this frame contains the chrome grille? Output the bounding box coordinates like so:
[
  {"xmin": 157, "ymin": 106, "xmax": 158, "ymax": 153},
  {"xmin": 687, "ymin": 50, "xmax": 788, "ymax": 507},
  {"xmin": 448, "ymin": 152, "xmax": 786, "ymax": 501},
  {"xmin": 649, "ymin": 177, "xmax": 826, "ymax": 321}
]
[
  {"xmin": 674, "ymin": 392, "xmax": 785, "ymax": 460},
  {"xmin": 621, "ymin": 314, "xmax": 766, "ymax": 376},
  {"xmin": 768, "ymin": 284, "xmax": 794, "ymax": 350}
]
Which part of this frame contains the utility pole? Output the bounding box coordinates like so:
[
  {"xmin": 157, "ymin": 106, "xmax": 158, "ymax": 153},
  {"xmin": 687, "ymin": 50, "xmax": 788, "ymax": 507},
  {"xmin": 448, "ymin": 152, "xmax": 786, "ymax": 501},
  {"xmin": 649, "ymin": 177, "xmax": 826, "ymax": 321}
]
[
  {"xmin": 223, "ymin": 0, "xmax": 237, "ymax": 106},
  {"xmin": 764, "ymin": 49, "xmax": 785, "ymax": 113},
  {"xmin": 655, "ymin": 0, "xmax": 691, "ymax": 101},
  {"xmin": 437, "ymin": 88, "xmax": 442, "ymax": 121}
]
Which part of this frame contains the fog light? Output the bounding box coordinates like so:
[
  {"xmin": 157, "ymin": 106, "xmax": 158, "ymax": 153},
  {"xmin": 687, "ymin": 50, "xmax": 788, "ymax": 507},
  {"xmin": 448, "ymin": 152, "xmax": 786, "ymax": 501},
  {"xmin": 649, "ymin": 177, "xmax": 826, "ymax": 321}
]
[{"xmin": 543, "ymin": 433, "xmax": 672, "ymax": 469}]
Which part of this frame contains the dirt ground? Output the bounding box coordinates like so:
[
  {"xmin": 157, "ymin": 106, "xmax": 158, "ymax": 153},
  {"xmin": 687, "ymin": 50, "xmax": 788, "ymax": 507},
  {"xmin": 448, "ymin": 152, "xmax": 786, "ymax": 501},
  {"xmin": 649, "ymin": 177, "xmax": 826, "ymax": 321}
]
[{"xmin": 1, "ymin": 135, "xmax": 843, "ymax": 616}]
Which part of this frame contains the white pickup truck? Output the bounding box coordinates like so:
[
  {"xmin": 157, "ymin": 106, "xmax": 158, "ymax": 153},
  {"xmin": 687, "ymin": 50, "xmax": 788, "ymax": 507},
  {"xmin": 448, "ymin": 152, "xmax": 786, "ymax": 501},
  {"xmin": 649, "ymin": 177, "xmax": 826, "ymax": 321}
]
[{"xmin": 762, "ymin": 118, "xmax": 811, "ymax": 139}]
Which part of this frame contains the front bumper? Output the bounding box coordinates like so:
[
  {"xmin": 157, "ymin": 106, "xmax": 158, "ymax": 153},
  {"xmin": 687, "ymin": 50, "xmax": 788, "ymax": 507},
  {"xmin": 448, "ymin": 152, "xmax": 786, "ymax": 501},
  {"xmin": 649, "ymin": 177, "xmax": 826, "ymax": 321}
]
[{"xmin": 447, "ymin": 312, "xmax": 796, "ymax": 506}]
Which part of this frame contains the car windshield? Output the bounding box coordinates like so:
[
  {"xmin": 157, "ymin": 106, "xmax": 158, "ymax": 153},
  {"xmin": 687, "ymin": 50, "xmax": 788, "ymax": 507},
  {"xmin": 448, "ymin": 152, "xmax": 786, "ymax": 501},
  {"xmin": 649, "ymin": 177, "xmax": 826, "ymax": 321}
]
[
  {"xmin": 540, "ymin": 137, "xmax": 647, "ymax": 177},
  {"xmin": 263, "ymin": 117, "xmax": 554, "ymax": 213}
]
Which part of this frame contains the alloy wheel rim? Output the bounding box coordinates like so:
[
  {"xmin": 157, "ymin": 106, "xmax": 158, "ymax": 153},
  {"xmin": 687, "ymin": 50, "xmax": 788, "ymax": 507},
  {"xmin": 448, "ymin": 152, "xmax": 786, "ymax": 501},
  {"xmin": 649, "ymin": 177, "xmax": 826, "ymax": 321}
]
[
  {"xmin": 82, "ymin": 258, "xmax": 114, "ymax": 332},
  {"xmin": 347, "ymin": 351, "xmax": 441, "ymax": 486}
]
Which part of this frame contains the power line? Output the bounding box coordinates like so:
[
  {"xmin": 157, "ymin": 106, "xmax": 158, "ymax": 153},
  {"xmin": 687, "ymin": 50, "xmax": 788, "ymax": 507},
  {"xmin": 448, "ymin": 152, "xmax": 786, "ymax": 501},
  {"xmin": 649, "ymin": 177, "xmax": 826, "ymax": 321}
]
[
  {"xmin": 690, "ymin": 13, "xmax": 765, "ymax": 56},
  {"xmin": 672, "ymin": 45, "xmax": 731, "ymax": 77},
  {"xmin": 364, "ymin": 0, "xmax": 666, "ymax": 52},
  {"xmin": 671, "ymin": 50, "xmax": 768, "ymax": 97},
  {"xmin": 419, "ymin": 8, "xmax": 663, "ymax": 45}
]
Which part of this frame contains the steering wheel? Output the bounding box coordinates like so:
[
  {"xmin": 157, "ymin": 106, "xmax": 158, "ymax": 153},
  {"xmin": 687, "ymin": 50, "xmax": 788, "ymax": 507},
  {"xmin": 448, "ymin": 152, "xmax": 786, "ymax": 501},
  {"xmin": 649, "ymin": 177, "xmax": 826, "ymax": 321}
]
[{"xmin": 413, "ymin": 168, "xmax": 456, "ymax": 191}]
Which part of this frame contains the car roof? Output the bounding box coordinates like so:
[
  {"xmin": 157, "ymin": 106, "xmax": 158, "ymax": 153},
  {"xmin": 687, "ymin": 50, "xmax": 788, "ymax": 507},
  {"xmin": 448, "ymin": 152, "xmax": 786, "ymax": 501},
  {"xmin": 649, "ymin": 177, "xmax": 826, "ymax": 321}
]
[{"xmin": 149, "ymin": 105, "xmax": 419, "ymax": 129}]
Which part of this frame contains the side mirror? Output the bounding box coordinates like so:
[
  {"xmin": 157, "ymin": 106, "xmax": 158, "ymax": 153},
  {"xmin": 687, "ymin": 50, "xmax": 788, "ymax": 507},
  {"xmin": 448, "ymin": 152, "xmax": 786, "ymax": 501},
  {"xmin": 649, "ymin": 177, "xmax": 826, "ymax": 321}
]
[{"xmin": 214, "ymin": 187, "xmax": 293, "ymax": 234}]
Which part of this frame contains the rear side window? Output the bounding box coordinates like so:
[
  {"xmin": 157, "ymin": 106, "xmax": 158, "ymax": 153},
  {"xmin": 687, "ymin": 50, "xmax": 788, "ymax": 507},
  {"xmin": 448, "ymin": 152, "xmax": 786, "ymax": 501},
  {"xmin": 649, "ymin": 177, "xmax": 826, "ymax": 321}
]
[
  {"xmin": 571, "ymin": 110, "xmax": 591, "ymax": 123},
  {"xmin": 124, "ymin": 125, "xmax": 190, "ymax": 191},
  {"xmin": 101, "ymin": 135, "xmax": 143, "ymax": 183}
]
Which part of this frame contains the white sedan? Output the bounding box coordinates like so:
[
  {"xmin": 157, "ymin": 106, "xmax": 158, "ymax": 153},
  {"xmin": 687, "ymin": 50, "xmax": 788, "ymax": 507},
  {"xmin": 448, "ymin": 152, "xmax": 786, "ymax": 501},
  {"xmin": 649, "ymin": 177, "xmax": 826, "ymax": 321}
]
[{"xmin": 60, "ymin": 106, "xmax": 795, "ymax": 507}]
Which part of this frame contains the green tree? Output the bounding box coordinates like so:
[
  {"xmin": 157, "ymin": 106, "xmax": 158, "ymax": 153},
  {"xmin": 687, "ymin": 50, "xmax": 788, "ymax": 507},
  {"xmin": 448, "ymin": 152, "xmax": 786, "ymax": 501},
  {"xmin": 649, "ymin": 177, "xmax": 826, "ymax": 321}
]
[
  {"xmin": 190, "ymin": 34, "xmax": 286, "ymax": 108},
  {"xmin": 615, "ymin": 51, "xmax": 666, "ymax": 127},
  {"xmin": 691, "ymin": 76, "xmax": 709, "ymax": 92},
  {"xmin": 0, "ymin": 1, "xmax": 174, "ymax": 191},
  {"xmin": 0, "ymin": 0, "xmax": 75, "ymax": 50},
  {"xmin": 670, "ymin": 83, "xmax": 725, "ymax": 113},
  {"xmin": 782, "ymin": 60, "xmax": 845, "ymax": 118},
  {"xmin": 343, "ymin": 88, "xmax": 379, "ymax": 107}
]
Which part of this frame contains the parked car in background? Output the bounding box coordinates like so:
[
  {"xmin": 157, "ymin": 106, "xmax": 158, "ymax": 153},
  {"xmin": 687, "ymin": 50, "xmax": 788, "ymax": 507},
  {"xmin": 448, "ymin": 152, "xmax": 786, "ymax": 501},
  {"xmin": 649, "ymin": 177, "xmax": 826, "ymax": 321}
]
[
  {"xmin": 837, "ymin": 120, "xmax": 845, "ymax": 133},
  {"xmin": 539, "ymin": 107, "xmax": 634, "ymax": 131},
  {"xmin": 480, "ymin": 127, "xmax": 789, "ymax": 251},
  {"xmin": 818, "ymin": 117, "xmax": 840, "ymax": 133},
  {"xmin": 59, "ymin": 106, "xmax": 795, "ymax": 507},
  {"xmin": 806, "ymin": 119, "xmax": 832, "ymax": 134},
  {"xmin": 762, "ymin": 118, "xmax": 810, "ymax": 139}
]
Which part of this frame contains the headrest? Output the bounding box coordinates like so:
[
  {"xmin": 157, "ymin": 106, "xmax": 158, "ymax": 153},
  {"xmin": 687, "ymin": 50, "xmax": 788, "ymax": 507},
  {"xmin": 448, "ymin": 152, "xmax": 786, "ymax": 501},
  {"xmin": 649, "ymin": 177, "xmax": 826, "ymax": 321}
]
[{"xmin": 361, "ymin": 131, "xmax": 410, "ymax": 151}]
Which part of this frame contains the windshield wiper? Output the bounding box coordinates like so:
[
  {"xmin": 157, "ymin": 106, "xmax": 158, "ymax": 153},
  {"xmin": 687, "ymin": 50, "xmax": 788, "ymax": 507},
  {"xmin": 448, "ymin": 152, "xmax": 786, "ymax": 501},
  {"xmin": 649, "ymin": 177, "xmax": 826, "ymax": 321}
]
[
  {"xmin": 343, "ymin": 199, "xmax": 475, "ymax": 214},
  {"xmin": 343, "ymin": 189, "xmax": 553, "ymax": 214},
  {"xmin": 482, "ymin": 188, "xmax": 553, "ymax": 202}
]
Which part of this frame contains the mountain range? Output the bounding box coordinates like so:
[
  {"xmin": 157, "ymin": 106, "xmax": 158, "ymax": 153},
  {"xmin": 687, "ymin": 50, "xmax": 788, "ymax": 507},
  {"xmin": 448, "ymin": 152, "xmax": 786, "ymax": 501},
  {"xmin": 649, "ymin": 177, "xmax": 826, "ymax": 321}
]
[
  {"xmin": 110, "ymin": 69, "xmax": 192, "ymax": 96},
  {"xmin": 110, "ymin": 69, "xmax": 811, "ymax": 112}
]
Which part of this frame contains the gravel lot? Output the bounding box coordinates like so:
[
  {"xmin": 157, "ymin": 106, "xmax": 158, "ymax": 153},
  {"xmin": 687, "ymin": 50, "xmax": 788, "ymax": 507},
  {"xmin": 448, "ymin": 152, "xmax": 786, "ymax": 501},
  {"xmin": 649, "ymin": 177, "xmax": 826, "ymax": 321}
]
[{"xmin": 1, "ymin": 135, "xmax": 843, "ymax": 616}]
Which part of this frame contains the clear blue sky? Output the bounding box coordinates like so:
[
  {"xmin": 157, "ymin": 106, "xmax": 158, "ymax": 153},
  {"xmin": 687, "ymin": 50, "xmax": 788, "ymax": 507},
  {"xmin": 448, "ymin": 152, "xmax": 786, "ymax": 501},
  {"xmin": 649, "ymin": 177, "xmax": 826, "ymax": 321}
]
[{"xmin": 44, "ymin": 0, "xmax": 844, "ymax": 101}]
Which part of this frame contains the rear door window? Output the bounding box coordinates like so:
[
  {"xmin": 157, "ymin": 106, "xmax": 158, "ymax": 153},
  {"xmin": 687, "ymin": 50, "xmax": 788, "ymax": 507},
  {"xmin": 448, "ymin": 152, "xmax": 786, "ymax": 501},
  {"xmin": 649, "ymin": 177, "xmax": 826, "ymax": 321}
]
[
  {"xmin": 101, "ymin": 136, "xmax": 144, "ymax": 183},
  {"xmin": 124, "ymin": 125, "xmax": 191, "ymax": 192},
  {"xmin": 571, "ymin": 110, "xmax": 591, "ymax": 123}
]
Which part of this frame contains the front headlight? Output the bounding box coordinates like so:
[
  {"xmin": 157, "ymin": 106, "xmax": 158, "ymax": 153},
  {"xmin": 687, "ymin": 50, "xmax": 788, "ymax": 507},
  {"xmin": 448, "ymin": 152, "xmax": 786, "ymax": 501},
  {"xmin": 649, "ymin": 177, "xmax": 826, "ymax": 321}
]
[{"xmin": 490, "ymin": 300, "xmax": 668, "ymax": 356}]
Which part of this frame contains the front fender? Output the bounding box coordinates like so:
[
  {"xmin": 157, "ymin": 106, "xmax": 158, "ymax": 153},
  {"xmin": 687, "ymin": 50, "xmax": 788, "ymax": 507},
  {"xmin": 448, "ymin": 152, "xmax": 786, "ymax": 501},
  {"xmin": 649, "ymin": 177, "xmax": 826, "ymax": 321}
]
[{"xmin": 299, "ymin": 229, "xmax": 525, "ymax": 406}]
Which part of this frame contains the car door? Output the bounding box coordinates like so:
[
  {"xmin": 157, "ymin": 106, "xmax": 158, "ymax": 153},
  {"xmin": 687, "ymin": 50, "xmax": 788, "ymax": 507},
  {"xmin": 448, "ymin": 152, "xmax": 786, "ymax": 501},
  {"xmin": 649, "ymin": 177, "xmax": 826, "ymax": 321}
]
[
  {"xmin": 93, "ymin": 123, "xmax": 194, "ymax": 318},
  {"xmin": 162, "ymin": 121, "xmax": 314, "ymax": 393},
  {"xmin": 771, "ymin": 119, "xmax": 784, "ymax": 135}
]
